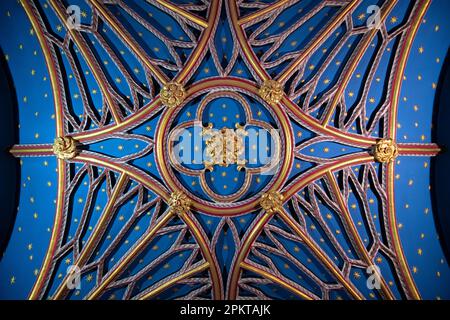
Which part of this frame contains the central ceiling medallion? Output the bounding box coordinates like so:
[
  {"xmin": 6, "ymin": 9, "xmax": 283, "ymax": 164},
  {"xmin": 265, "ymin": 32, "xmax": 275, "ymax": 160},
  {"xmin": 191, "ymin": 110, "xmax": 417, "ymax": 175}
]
[{"xmin": 155, "ymin": 86, "xmax": 293, "ymax": 216}]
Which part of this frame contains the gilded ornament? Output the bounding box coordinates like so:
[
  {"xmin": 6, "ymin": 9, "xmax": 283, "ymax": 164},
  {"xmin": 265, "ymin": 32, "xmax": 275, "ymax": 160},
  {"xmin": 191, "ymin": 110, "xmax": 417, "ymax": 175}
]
[
  {"xmin": 260, "ymin": 191, "xmax": 284, "ymax": 213},
  {"xmin": 372, "ymin": 138, "xmax": 398, "ymax": 163},
  {"xmin": 53, "ymin": 136, "xmax": 79, "ymax": 160},
  {"xmin": 258, "ymin": 79, "xmax": 283, "ymax": 105},
  {"xmin": 160, "ymin": 82, "xmax": 186, "ymax": 108},
  {"xmin": 169, "ymin": 191, "xmax": 191, "ymax": 214},
  {"xmin": 203, "ymin": 125, "xmax": 246, "ymax": 170}
]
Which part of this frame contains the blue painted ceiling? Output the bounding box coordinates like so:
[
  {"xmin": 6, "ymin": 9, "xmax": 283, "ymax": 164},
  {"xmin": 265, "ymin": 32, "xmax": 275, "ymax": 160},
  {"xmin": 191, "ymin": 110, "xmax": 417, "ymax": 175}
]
[{"xmin": 0, "ymin": 0, "xmax": 448, "ymax": 300}]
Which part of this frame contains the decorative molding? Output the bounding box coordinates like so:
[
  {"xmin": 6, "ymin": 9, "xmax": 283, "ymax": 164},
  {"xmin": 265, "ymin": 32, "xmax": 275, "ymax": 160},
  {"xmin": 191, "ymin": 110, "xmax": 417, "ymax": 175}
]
[
  {"xmin": 258, "ymin": 80, "xmax": 283, "ymax": 105},
  {"xmin": 203, "ymin": 125, "xmax": 246, "ymax": 171},
  {"xmin": 52, "ymin": 136, "xmax": 79, "ymax": 160},
  {"xmin": 260, "ymin": 191, "xmax": 284, "ymax": 214},
  {"xmin": 160, "ymin": 82, "xmax": 186, "ymax": 108},
  {"xmin": 169, "ymin": 191, "xmax": 191, "ymax": 214},
  {"xmin": 372, "ymin": 139, "xmax": 399, "ymax": 163}
]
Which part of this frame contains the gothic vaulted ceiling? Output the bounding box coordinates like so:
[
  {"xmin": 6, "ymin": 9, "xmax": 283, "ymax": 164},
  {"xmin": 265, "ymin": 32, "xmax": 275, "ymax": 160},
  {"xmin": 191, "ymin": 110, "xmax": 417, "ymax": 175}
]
[{"xmin": 0, "ymin": 0, "xmax": 449, "ymax": 300}]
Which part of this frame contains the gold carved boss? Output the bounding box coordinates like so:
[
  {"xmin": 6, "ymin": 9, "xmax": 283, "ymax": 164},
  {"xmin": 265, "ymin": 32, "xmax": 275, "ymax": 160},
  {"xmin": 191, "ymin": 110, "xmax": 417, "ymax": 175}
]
[
  {"xmin": 202, "ymin": 124, "xmax": 247, "ymax": 171},
  {"xmin": 53, "ymin": 136, "xmax": 79, "ymax": 160},
  {"xmin": 372, "ymin": 138, "xmax": 398, "ymax": 163},
  {"xmin": 160, "ymin": 82, "xmax": 186, "ymax": 108},
  {"xmin": 259, "ymin": 80, "xmax": 283, "ymax": 105}
]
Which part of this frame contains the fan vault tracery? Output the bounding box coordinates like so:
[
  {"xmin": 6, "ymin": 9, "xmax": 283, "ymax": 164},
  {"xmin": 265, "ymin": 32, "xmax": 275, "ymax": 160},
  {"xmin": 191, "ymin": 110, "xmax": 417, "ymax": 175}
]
[{"xmin": 1, "ymin": 0, "xmax": 448, "ymax": 300}]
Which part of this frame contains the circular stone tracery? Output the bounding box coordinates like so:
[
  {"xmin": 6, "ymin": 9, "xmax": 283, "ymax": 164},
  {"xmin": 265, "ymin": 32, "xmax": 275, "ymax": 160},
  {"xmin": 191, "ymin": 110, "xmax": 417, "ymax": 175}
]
[{"xmin": 155, "ymin": 81, "xmax": 294, "ymax": 216}]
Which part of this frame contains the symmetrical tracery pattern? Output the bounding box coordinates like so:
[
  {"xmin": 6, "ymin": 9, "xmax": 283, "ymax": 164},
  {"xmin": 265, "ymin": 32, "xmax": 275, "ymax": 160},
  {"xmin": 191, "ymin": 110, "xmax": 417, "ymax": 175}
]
[{"xmin": 4, "ymin": 0, "xmax": 447, "ymax": 300}]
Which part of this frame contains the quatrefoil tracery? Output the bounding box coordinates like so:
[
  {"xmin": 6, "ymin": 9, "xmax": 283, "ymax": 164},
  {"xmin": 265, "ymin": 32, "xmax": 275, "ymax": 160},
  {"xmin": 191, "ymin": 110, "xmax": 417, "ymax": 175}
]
[{"xmin": 165, "ymin": 90, "xmax": 284, "ymax": 205}]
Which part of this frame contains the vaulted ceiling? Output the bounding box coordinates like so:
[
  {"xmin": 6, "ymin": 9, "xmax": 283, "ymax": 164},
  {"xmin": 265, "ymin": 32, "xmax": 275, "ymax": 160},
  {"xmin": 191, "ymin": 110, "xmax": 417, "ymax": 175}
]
[{"xmin": 0, "ymin": 0, "xmax": 448, "ymax": 300}]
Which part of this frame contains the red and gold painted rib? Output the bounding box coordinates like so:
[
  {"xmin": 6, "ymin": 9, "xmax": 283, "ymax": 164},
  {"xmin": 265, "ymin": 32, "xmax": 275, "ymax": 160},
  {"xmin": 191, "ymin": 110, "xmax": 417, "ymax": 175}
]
[
  {"xmin": 138, "ymin": 262, "xmax": 211, "ymax": 300},
  {"xmin": 238, "ymin": 0, "xmax": 293, "ymax": 26},
  {"xmin": 281, "ymin": 95, "xmax": 376, "ymax": 148},
  {"xmin": 240, "ymin": 261, "xmax": 318, "ymax": 300},
  {"xmin": 48, "ymin": 0, "xmax": 123, "ymax": 124},
  {"xmin": 229, "ymin": 0, "xmax": 270, "ymax": 82},
  {"xmin": 153, "ymin": 0, "xmax": 208, "ymax": 28},
  {"xmin": 58, "ymin": 0, "xmax": 219, "ymax": 143},
  {"xmin": 228, "ymin": 200, "xmax": 365, "ymax": 300},
  {"xmin": 72, "ymin": 98, "xmax": 162, "ymax": 143},
  {"xmin": 398, "ymin": 143, "xmax": 441, "ymax": 156},
  {"xmin": 229, "ymin": 0, "xmax": 376, "ymax": 148},
  {"xmin": 283, "ymin": 153, "xmax": 374, "ymax": 200},
  {"xmin": 229, "ymin": 153, "xmax": 375, "ymax": 300},
  {"xmin": 76, "ymin": 153, "xmax": 171, "ymax": 201},
  {"xmin": 179, "ymin": 212, "xmax": 223, "ymax": 300},
  {"xmin": 276, "ymin": 206, "xmax": 364, "ymax": 300},
  {"xmin": 175, "ymin": 0, "xmax": 220, "ymax": 84},
  {"xmin": 86, "ymin": 209, "xmax": 222, "ymax": 300},
  {"xmin": 29, "ymin": 159, "xmax": 67, "ymax": 300},
  {"xmin": 321, "ymin": 0, "xmax": 399, "ymax": 126},
  {"xmin": 388, "ymin": 0, "xmax": 432, "ymax": 140},
  {"xmin": 383, "ymin": 0, "xmax": 432, "ymax": 300},
  {"xmin": 51, "ymin": 173, "xmax": 129, "ymax": 300},
  {"xmin": 21, "ymin": 0, "xmax": 68, "ymax": 300},
  {"xmin": 9, "ymin": 144, "xmax": 54, "ymax": 157},
  {"xmin": 326, "ymin": 171, "xmax": 395, "ymax": 300},
  {"xmin": 277, "ymin": 0, "xmax": 361, "ymax": 83},
  {"xmin": 20, "ymin": 0, "xmax": 64, "ymax": 137},
  {"xmin": 74, "ymin": 154, "xmax": 222, "ymax": 299},
  {"xmin": 89, "ymin": 0, "xmax": 169, "ymax": 85},
  {"xmin": 86, "ymin": 209, "xmax": 176, "ymax": 299}
]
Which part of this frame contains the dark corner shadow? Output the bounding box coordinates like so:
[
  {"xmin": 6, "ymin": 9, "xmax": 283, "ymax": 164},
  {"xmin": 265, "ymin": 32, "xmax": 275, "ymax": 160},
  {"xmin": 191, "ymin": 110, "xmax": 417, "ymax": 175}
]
[
  {"xmin": 0, "ymin": 46, "xmax": 20, "ymax": 261},
  {"xmin": 431, "ymin": 47, "xmax": 450, "ymax": 265}
]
